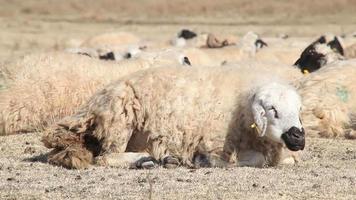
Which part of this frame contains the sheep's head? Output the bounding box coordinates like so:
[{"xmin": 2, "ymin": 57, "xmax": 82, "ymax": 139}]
[
  {"xmin": 251, "ymin": 82, "xmax": 305, "ymax": 151},
  {"xmin": 294, "ymin": 34, "xmax": 344, "ymax": 73}
]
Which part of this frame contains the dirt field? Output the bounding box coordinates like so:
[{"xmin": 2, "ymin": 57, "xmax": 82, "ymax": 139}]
[
  {"xmin": 0, "ymin": 133, "xmax": 355, "ymax": 200},
  {"xmin": 0, "ymin": 1, "xmax": 355, "ymax": 199}
]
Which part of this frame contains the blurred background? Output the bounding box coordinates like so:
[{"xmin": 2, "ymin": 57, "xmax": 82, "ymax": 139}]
[{"xmin": 0, "ymin": 0, "xmax": 355, "ymax": 62}]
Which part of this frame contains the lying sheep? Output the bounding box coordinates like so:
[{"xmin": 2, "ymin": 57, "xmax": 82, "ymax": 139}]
[
  {"xmin": 222, "ymin": 60, "xmax": 303, "ymax": 81},
  {"xmin": 297, "ymin": 59, "xmax": 356, "ymax": 139},
  {"xmin": 237, "ymin": 31, "xmax": 267, "ymax": 57},
  {"xmin": 0, "ymin": 50, "xmax": 189, "ymax": 135},
  {"xmin": 344, "ymin": 43, "xmax": 356, "ymax": 59},
  {"xmin": 294, "ymin": 34, "xmax": 344, "ymax": 73},
  {"xmin": 80, "ymin": 32, "xmax": 141, "ymax": 49},
  {"xmin": 171, "ymin": 29, "xmax": 239, "ymax": 49},
  {"xmin": 42, "ymin": 66, "xmax": 305, "ymax": 169},
  {"xmin": 252, "ymin": 37, "xmax": 309, "ymax": 65},
  {"xmin": 66, "ymin": 45, "xmax": 146, "ymax": 62}
]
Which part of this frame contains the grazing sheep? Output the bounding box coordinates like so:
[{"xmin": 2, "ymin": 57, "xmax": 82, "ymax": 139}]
[
  {"xmin": 80, "ymin": 32, "xmax": 141, "ymax": 49},
  {"xmin": 294, "ymin": 34, "xmax": 344, "ymax": 73},
  {"xmin": 42, "ymin": 66, "xmax": 305, "ymax": 169},
  {"xmin": 297, "ymin": 59, "xmax": 356, "ymax": 139},
  {"xmin": 0, "ymin": 50, "xmax": 189, "ymax": 135}
]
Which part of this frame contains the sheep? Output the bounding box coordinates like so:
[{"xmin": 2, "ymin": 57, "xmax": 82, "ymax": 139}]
[
  {"xmin": 42, "ymin": 66, "xmax": 305, "ymax": 169},
  {"xmin": 180, "ymin": 48, "xmax": 217, "ymax": 66},
  {"xmin": 0, "ymin": 50, "xmax": 190, "ymax": 135},
  {"xmin": 80, "ymin": 32, "xmax": 141, "ymax": 49},
  {"xmin": 185, "ymin": 33, "xmax": 265, "ymax": 66},
  {"xmin": 177, "ymin": 29, "xmax": 197, "ymax": 40},
  {"xmin": 296, "ymin": 59, "xmax": 356, "ymax": 139},
  {"xmin": 236, "ymin": 31, "xmax": 267, "ymax": 57},
  {"xmin": 171, "ymin": 29, "xmax": 239, "ymax": 49},
  {"xmin": 222, "ymin": 60, "xmax": 303, "ymax": 82},
  {"xmin": 294, "ymin": 34, "xmax": 344, "ymax": 73},
  {"xmin": 66, "ymin": 44, "xmax": 147, "ymax": 62},
  {"xmin": 206, "ymin": 33, "xmax": 236, "ymax": 48},
  {"xmin": 171, "ymin": 31, "xmax": 208, "ymax": 48},
  {"xmin": 344, "ymin": 43, "xmax": 356, "ymax": 59},
  {"xmin": 251, "ymin": 37, "xmax": 309, "ymax": 65}
]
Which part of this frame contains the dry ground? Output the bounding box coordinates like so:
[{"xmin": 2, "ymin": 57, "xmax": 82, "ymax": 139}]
[
  {"xmin": 0, "ymin": 1, "xmax": 356, "ymax": 199},
  {"xmin": 0, "ymin": 133, "xmax": 355, "ymax": 200}
]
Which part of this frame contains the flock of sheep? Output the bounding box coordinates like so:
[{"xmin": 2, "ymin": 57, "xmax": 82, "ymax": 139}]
[{"xmin": 0, "ymin": 29, "xmax": 355, "ymax": 170}]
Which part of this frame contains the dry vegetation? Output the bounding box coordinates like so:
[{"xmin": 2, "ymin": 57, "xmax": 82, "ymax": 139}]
[{"xmin": 0, "ymin": 1, "xmax": 355, "ymax": 199}]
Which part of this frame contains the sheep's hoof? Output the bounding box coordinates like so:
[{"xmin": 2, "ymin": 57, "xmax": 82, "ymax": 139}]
[
  {"xmin": 345, "ymin": 130, "xmax": 356, "ymax": 140},
  {"xmin": 193, "ymin": 154, "xmax": 211, "ymax": 168},
  {"xmin": 161, "ymin": 156, "xmax": 180, "ymax": 169},
  {"xmin": 94, "ymin": 156, "xmax": 108, "ymax": 166},
  {"xmin": 131, "ymin": 156, "xmax": 158, "ymax": 169}
]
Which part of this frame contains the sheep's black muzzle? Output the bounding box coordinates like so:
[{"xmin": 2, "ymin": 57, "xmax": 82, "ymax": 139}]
[{"xmin": 281, "ymin": 127, "xmax": 305, "ymax": 151}]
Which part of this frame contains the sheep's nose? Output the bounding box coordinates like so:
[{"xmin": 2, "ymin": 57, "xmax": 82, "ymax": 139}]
[{"xmin": 281, "ymin": 127, "xmax": 305, "ymax": 151}]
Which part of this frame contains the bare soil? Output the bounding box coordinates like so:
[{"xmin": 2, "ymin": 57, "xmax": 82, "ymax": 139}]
[{"xmin": 0, "ymin": 133, "xmax": 355, "ymax": 200}]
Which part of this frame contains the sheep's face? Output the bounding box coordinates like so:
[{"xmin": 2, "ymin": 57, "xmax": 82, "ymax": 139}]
[
  {"xmin": 294, "ymin": 35, "xmax": 344, "ymax": 73},
  {"xmin": 251, "ymin": 83, "xmax": 305, "ymax": 151}
]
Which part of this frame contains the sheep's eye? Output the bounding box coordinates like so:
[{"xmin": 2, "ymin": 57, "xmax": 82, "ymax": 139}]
[{"xmin": 269, "ymin": 106, "xmax": 279, "ymax": 118}]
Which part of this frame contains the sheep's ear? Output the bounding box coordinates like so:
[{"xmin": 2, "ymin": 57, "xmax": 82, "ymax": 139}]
[{"xmin": 251, "ymin": 97, "xmax": 268, "ymax": 137}]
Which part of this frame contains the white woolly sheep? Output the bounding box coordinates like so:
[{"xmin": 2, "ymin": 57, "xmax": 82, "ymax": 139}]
[
  {"xmin": 42, "ymin": 66, "xmax": 305, "ymax": 169},
  {"xmin": 252, "ymin": 37, "xmax": 308, "ymax": 65},
  {"xmin": 171, "ymin": 29, "xmax": 239, "ymax": 48},
  {"xmin": 345, "ymin": 43, "xmax": 356, "ymax": 59},
  {"xmin": 0, "ymin": 50, "xmax": 189, "ymax": 135},
  {"xmin": 80, "ymin": 32, "xmax": 141, "ymax": 49},
  {"xmin": 222, "ymin": 60, "xmax": 303, "ymax": 81},
  {"xmin": 297, "ymin": 59, "xmax": 356, "ymax": 139}
]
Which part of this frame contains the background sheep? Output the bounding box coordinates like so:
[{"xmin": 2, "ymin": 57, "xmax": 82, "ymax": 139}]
[
  {"xmin": 294, "ymin": 34, "xmax": 344, "ymax": 73},
  {"xmin": 170, "ymin": 29, "xmax": 239, "ymax": 48},
  {"xmin": 42, "ymin": 66, "xmax": 305, "ymax": 169},
  {"xmin": 252, "ymin": 37, "xmax": 309, "ymax": 65},
  {"xmin": 344, "ymin": 43, "xmax": 356, "ymax": 59},
  {"xmin": 80, "ymin": 32, "xmax": 141, "ymax": 49},
  {"xmin": 222, "ymin": 60, "xmax": 303, "ymax": 81},
  {"xmin": 0, "ymin": 50, "xmax": 188, "ymax": 135},
  {"xmin": 297, "ymin": 59, "xmax": 356, "ymax": 139}
]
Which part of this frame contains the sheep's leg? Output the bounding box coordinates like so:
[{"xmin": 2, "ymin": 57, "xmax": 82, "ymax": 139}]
[
  {"xmin": 94, "ymin": 152, "xmax": 159, "ymax": 169},
  {"xmin": 345, "ymin": 129, "xmax": 356, "ymax": 139},
  {"xmin": 161, "ymin": 155, "xmax": 181, "ymax": 169},
  {"xmin": 238, "ymin": 150, "xmax": 266, "ymax": 167}
]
